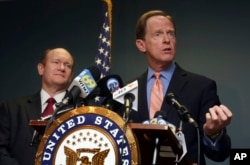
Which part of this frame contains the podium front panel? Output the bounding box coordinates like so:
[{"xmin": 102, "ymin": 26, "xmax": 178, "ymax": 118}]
[
  {"xmin": 129, "ymin": 123, "xmax": 193, "ymax": 165},
  {"xmin": 35, "ymin": 106, "xmax": 139, "ymax": 165}
]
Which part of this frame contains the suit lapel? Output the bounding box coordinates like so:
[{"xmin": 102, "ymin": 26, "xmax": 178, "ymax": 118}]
[
  {"xmin": 137, "ymin": 71, "xmax": 150, "ymax": 121},
  {"xmin": 25, "ymin": 92, "xmax": 42, "ymax": 120},
  {"xmin": 162, "ymin": 63, "xmax": 189, "ymax": 125},
  {"xmin": 167, "ymin": 64, "xmax": 188, "ymax": 95},
  {"xmin": 136, "ymin": 64, "xmax": 189, "ymax": 123}
]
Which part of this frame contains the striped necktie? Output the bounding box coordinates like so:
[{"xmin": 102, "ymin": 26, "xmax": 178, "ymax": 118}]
[
  {"xmin": 41, "ymin": 97, "xmax": 56, "ymax": 118},
  {"xmin": 150, "ymin": 72, "xmax": 164, "ymax": 119}
]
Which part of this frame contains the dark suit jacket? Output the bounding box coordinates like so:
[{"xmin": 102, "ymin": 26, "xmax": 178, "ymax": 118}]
[
  {"xmin": 0, "ymin": 92, "xmax": 41, "ymax": 165},
  {"xmin": 0, "ymin": 91, "xmax": 81, "ymax": 165},
  {"xmin": 128, "ymin": 63, "xmax": 231, "ymax": 165}
]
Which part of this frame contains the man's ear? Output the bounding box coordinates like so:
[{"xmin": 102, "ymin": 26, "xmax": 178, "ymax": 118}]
[
  {"xmin": 37, "ymin": 63, "xmax": 44, "ymax": 76},
  {"xmin": 135, "ymin": 39, "xmax": 146, "ymax": 52}
]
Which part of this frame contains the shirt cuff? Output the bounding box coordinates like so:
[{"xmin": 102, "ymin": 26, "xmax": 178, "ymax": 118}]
[{"xmin": 203, "ymin": 130, "xmax": 223, "ymax": 148}]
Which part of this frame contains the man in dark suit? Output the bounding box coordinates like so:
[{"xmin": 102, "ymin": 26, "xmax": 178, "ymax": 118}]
[
  {"xmin": 129, "ymin": 10, "xmax": 232, "ymax": 165},
  {"xmin": 0, "ymin": 48, "xmax": 75, "ymax": 165}
]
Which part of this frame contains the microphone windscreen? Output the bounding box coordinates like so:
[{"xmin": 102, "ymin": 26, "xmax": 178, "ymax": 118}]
[
  {"xmin": 124, "ymin": 93, "xmax": 135, "ymax": 102},
  {"xmin": 102, "ymin": 95, "xmax": 123, "ymax": 112},
  {"xmin": 97, "ymin": 74, "xmax": 123, "ymax": 96},
  {"xmin": 87, "ymin": 66, "xmax": 101, "ymax": 81},
  {"xmin": 68, "ymin": 86, "xmax": 81, "ymax": 103},
  {"xmin": 166, "ymin": 92, "xmax": 175, "ymax": 104}
]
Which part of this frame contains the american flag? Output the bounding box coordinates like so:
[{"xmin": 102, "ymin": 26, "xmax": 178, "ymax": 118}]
[{"xmin": 94, "ymin": 0, "xmax": 112, "ymax": 104}]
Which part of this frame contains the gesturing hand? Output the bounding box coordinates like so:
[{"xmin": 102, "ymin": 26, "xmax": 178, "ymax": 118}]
[{"xmin": 203, "ymin": 104, "xmax": 232, "ymax": 137}]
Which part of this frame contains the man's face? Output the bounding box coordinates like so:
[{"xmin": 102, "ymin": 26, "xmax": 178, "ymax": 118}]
[
  {"xmin": 38, "ymin": 48, "xmax": 74, "ymax": 90},
  {"xmin": 136, "ymin": 15, "xmax": 176, "ymax": 69}
]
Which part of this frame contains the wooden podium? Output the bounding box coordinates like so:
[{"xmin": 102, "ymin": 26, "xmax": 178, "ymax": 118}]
[
  {"xmin": 30, "ymin": 105, "xmax": 193, "ymax": 165},
  {"xmin": 30, "ymin": 121, "xmax": 192, "ymax": 165},
  {"xmin": 128, "ymin": 123, "xmax": 192, "ymax": 165}
]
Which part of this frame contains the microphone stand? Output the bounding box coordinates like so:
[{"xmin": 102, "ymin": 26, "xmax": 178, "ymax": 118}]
[
  {"xmin": 177, "ymin": 105, "xmax": 198, "ymax": 128},
  {"xmin": 44, "ymin": 102, "xmax": 64, "ymax": 133},
  {"xmin": 176, "ymin": 106, "xmax": 200, "ymax": 165},
  {"xmin": 151, "ymin": 112, "xmax": 168, "ymax": 165},
  {"xmin": 120, "ymin": 93, "xmax": 135, "ymax": 164},
  {"xmin": 29, "ymin": 100, "xmax": 68, "ymax": 146},
  {"xmin": 152, "ymin": 137, "xmax": 160, "ymax": 165},
  {"xmin": 30, "ymin": 88, "xmax": 81, "ymax": 146},
  {"xmin": 44, "ymin": 96, "xmax": 74, "ymax": 132},
  {"xmin": 123, "ymin": 93, "xmax": 134, "ymax": 121},
  {"xmin": 29, "ymin": 130, "xmax": 39, "ymax": 146}
]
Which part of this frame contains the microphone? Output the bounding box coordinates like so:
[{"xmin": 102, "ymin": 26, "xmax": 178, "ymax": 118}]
[
  {"xmin": 97, "ymin": 74, "xmax": 124, "ymax": 111},
  {"xmin": 119, "ymin": 92, "xmax": 135, "ymax": 163},
  {"xmin": 166, "ymin": 93, "xmax": 198, "ymax": 128},
  {"xmin": 44, "ymin": 66, "xmax": 101, "ymax": 132},
  {"xmin": 97, "ymin": 74, "xmax": 123, "ymax": 97},
  {"xmin": 68, "ymin": 66, "xmax": 101, "ymax": 99},
  {"xmin": 56, "ymin": 66, "xmax": 101, "ymax": 109},
  {"xmin": 124, "ymin": 93, "xmax": 135, "ymax": 110},
  {"xmin": 142, "ymin": 111, "xmax": 176, "ymax": 133},
  {"xmin": 122, "ymin": 93, "xmax": 135, "ymax": 121},
  {"xmin": 112, "ymin": 80, "xmax": 138, "ymax": 111},
  {"xmin": 151, "ymin": 111, "xmax": 168, "ymax": 124}
]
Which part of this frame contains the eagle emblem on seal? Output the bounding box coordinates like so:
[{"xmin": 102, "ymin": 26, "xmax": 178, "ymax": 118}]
[{"xmin": 64, "ymin": 146, "xmax": 110, "ymax": 165}]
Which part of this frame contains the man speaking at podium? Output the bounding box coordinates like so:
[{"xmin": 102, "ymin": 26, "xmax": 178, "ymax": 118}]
[
  {"xmin": 128, "ymin": 10, "xmax": 233, "ymax": 165},
  {"xmin": 0, "ymin": 48, "xmax": 75, "ymax": 165}
]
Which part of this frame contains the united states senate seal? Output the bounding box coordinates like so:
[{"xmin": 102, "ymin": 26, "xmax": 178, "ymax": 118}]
[{"xmin": 35, "ymin": 106, "xmax": 139, "ymax": 165}]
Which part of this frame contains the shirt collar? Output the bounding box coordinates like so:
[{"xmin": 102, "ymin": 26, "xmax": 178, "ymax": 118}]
[
  {"xmin": 147, "ymin": 62, "xmax": 176, "ymax": 81},
  {"xmin": 40, "ymin": 88, "xmax": 66, "ymax": 105}
]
